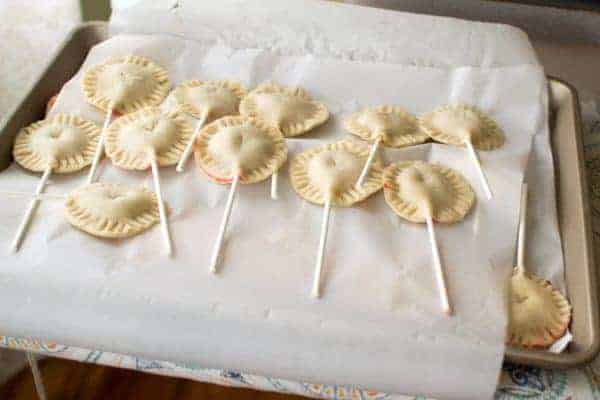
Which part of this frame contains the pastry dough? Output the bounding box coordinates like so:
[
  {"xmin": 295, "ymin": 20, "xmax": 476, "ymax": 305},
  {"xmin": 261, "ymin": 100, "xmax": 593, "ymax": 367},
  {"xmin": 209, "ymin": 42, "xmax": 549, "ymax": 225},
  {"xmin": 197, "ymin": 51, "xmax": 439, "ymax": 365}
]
[
  {"xmin": 239, "ymin": 83, "xmax": 329, "ymax": 137},
  {"xmin": 508, "ymin": 268, "xmax": 571, "ymax": 348},
  {"xmin": 82, "ymin": 55, "xmax": 170, "ymax": 114},
  {"xmin": 383, "ymin": 161, "xmax": 475, "ymax": 223},
  {"xmin": 344, "ymin": 106, "xmax": 428, "ymax": 147},
  {"xmin": 420, "ymin": 104, "xmax": 505, "ymax": 150},
  {"xmin": 13, "ymin": 113, "xmax": 101, "ymax": 173},
  {"xmin": 289, "ymin": 140, "xmax": 383, "ymax": 207},
  {"xmin": 194, "ymin": 116, "xmax": 287, "ymax": 184},
  {"xmin": 105, "ymin": 107, "xmax": 192, "ymax": 170},
  {"xmin": 65, "ymin": 182, "xmax": 160, "ymax": 239},
  {"xmin": 163, "ymin": 79, "xmax": 246, "ymax": 123}
]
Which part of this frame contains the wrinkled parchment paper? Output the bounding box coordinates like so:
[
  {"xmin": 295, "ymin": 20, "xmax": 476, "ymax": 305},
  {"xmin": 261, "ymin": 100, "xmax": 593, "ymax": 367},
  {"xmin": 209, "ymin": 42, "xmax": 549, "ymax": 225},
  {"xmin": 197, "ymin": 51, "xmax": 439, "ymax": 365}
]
[{"xmin": 0, "ymin": 30, "xmax": 556, "ymax": 400}]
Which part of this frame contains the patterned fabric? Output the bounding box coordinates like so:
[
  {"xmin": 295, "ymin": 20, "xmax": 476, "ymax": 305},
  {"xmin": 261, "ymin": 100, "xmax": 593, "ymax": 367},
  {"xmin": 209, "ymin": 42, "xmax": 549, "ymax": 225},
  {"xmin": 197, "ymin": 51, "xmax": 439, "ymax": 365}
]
[
  {"xmin": 2, "ymin": 101, "xmax": 600, "ymax": 400},
  {"xmin": 0, "ymin": 334, "xmax": 593, "ymax": 399}
]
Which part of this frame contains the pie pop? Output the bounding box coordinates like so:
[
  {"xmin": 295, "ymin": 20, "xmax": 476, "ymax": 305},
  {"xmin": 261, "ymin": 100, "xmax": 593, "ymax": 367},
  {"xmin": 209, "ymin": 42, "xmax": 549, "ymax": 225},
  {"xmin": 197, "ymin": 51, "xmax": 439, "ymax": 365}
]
[
  {"xmin": 383, "ymin": 160, "xmax": 475, "ymax": 315},
  {"xmin": 420, "ymin": 105, "xmax": 504, "ymax": 199},
  {"xmin": 194, "ymin": 116, "xmax": 287, "ymax": 272},
  {"xmin": 289, "ymin": 140, "xmax": 383, "ymax": 298}
]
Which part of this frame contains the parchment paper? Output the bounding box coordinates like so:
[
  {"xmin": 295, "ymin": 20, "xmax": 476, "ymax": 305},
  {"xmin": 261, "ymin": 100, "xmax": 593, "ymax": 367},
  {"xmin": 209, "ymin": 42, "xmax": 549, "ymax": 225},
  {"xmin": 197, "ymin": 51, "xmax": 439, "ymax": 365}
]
[{"xmin": 0, "ymin": 31, "xmax": 553, "ymax": 400}]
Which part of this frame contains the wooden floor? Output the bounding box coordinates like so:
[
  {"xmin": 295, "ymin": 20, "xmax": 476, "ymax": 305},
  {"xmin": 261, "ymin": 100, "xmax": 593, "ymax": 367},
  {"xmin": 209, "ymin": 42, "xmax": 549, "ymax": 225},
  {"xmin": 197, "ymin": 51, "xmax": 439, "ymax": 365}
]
[{"xmin": 0, "ymin": 358, "xmax": 305, "ymax": 400}]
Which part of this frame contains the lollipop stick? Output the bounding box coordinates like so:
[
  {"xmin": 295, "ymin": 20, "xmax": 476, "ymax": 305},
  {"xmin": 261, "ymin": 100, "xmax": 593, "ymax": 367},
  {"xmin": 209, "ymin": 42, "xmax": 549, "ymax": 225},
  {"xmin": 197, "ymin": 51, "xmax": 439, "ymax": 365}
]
[
  {"xmin": 26, "ymin": 352, "xmax": 47, "ymax": 400},
  {"xmin": 270, "ymin": 171, "xmax": 279, "ymax": 200},
  {"xmin": 176, "ymin": 112, "xmax": 207, "ymax": 173},
  {"xmin": 10, "ymin": 166, "xmax": 52, "ymax": 253},
  {"xmin": 150, "ymin": 156, "xmax": 173, "ymax": 256},
  {"xmin": 87, "ymin": 107, "xmax": 113, "ymax": 184},
  {"xmin": 210, "ymin": 173, "xmax": 240, "ymax": 273},
  {"xmin": 425, "ymin": 213, "xmax": 452, "ymax": 316},
  {"xmin": 517, "ymin": 183, "xmax": 528, "ymax": 270},
  {"xmin": 356, "ymin": 135, "xmax": 382, "ymax": 188},
  {"xmin": 464, "ymin": 139, "xmax": 492, "ymax": 200},
  {"xmin": 312, "ymin": 196, "xmax": 332, "ymax": 298}
]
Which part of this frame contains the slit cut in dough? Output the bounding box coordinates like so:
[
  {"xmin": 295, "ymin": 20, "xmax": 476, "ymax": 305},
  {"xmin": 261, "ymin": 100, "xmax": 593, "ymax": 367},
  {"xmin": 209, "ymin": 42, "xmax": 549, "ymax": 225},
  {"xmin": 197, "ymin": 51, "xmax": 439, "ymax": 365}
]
[
  {"xmin": 82, "ymin": 55, "xmax": 170, "ymax": 114},
  {"xmin": 508, "ymin": 268, "xmax": 572, "ymax": 348},
  {"xmin": 289, "ymin": 140, "xmax": 383, "ymax": 207},
  {"xmin": 105, "ymin": 107, "xmax": 193, "ymax": 170},
  {"xmin": 162, "ymin": 79, "xmax": 246, "ymax": 124},
  {"xmin": 420, "ymin": 104, "xmax": 505, "ymax": 150},
  {"xmin": 194, "ymin": 116, "xmax": 287, "ymax": 184},
  {"xmin": 240, "ymin": 83, "xmax": 329, "ymax": 137},
  {"xmin": 344, "ymin": 105, "xmax": 428, "ymax": 147},
  {"xmin": 65, "ymin": 182, "xmax": 160, "ymax": 239},
  {"xmin": 13, "ymin": 113, "xmax": 101, "ymax": 173},
  {"xmin": 383, "ymin": 161, "xmax": 475, "ymax": 223}
]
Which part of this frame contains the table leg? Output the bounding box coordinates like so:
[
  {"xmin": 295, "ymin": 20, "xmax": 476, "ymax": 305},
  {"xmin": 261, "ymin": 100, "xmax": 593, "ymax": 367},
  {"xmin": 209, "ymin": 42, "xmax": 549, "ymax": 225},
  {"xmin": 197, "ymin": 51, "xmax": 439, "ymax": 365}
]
[{"xmin": 25, "ymin": 351, "xmax": 47, "ymax": 400}]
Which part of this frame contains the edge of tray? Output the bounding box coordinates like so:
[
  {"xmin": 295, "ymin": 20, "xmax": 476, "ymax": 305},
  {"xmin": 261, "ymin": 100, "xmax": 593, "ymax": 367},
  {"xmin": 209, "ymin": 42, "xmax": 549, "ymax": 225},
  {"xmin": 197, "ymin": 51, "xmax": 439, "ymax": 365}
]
[{"xmin": 504, "ymin": 77, "xmax": 600, "ymax": 368}]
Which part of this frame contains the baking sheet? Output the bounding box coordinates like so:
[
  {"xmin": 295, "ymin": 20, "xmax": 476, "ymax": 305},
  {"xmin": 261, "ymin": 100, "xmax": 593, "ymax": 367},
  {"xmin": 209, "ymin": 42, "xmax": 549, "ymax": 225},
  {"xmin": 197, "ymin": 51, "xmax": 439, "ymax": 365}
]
[{"xmin": 0, "ymin": 31, "xmax": 552, "ymax": 400}]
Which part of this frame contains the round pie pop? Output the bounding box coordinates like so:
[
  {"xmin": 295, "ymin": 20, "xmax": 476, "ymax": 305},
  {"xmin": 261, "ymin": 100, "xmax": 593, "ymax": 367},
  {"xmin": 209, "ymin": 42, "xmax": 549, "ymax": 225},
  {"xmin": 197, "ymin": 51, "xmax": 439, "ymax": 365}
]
[
  {"xmin": 105, "ymin": 107, "xmax": 192, "ymax": 255},
  {"xmin": 82, "ymin": 55, "xmax": 170, "ymax": 184},
  {"xmin": 240, "ymin": 83, "xmax": 330, "ymax": 200},
  {"xmin": 344, "ymin": 105, "xmax": 428, "ymax": 187},
  {"xmin": 161, "ymin": 79, "xmax": 247, "ymax": 172},
  {"xmin": 383, "ymin": 161, "xmax": 475, "ymax": 315},
  {"xmin": 65, "ymin": 182, "xmax": 160, "ymax": 239},
  {"xmin": 420, "ymin": 104, "xmax": 505, "ymax": 199},
  {"xmin": 289, "ymin": 140, "xmax": 383, "ymax": 298},
  {"xmin": 194, "ymin": 116, "xmax": 287, "ymax": 272},
  {"xmin": 11, "ymin": 113, "xmax": 101, "ymax": 251},
  {"xmin": 508, "ymin": 184, "xmax": 571, "ymax": 348}
]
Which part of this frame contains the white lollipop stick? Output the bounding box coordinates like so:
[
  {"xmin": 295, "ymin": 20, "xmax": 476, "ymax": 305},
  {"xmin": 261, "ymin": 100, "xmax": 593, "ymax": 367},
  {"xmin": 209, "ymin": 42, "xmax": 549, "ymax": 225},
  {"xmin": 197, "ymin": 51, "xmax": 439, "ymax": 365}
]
[
  {"xmin": 270, "ymin": 171, "xmax": 279, "ymax": 200},
  {"xmin": 87, "ymin": 106, "xmax": 113, "ymax": 184},
  {"xmin": 464, "ymin": 139, "xmax": 493, "ymax": 200},
  {"xmin": 26, "ymin": 352, "xmax": 47, "ymax": 400},
  {"xmin": 176, "ymin": 111, "xmax": 208, "ymax": 173},
  {"xmin": 312, "ymin": 196, "xmax": 332, "ymax": 298},
  {"xmin": 210, "ymin": 173, "xmax": 240, "ymax": 273},
  {"xmin": 10, "ymin": 166, "xmax": 52, "ymax": 253},
  {"xmin": 425, "ymin": 212, "xmax": 452, "ymax": 316},
  {"xmin": 356, "ymin": 135, "xmax": 382, "ymax": 188},
  {"xmin": 517, "ymin": 183, "xmax": 528, "ymax": 270},
  {"xmin": 150, "ymin": 156, "xmax": 173, "ymax": 256}
]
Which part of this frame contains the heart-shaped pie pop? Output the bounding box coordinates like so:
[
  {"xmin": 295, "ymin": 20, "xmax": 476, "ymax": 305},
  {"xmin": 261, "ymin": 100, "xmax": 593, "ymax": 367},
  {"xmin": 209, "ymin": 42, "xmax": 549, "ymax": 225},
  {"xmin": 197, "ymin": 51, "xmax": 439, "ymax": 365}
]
[
  {"xmin": 420, "ymin": 104, "xmax": 504, "ymax": 151},
  {"xmin": 82, "ymin": 55, "xmax": 170, "ymax": 114},
  {"xmin": 383, "ymin": 161, "xmax": 475, "ymax": 223},
  {"xmin": 13, "ymin": 113, "xmax": 100, "ymax": 173},
  {"xmin": 65, "ymin": 182, "xmax": 160, "ymax": 239},
  {"xmin": 105, "ymin": 107, "xmax": 192, "ymax": 170},
  {"xmin": 290, "ymin": 140, "xmax": 383, "ymax": 207},
  {"xmin": 194, "ymin": 116, "xmax": 287, "ymax": 184},
  {"xmin": 240, "ymin": 83, "xmax": 329, "ymax": 137},
  {"xmin": 344, "ymin": 105, "xmax": 428, "ymax": 148}
]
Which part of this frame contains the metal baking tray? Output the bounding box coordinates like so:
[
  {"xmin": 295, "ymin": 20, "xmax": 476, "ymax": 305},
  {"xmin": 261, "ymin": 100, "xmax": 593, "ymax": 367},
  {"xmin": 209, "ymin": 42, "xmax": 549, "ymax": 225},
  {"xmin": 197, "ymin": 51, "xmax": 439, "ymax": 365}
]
[{"xmin": 0, "ymin": 21, "xmax": 598, "ymax": 369}]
